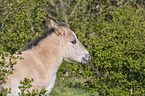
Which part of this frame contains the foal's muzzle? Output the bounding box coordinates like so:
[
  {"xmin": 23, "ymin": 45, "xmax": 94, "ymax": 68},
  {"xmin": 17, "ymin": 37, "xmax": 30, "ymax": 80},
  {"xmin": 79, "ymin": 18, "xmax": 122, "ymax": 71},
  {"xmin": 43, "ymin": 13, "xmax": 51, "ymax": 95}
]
[{"xmin": 81, "ymin": 54, "xmax": 91, "ymax": 63}]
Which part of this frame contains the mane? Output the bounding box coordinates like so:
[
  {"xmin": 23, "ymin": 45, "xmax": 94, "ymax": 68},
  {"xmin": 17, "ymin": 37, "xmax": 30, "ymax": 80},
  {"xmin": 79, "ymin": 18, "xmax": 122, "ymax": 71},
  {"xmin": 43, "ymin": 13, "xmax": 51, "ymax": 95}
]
[{"xmin": 21, "ymin": 23, "xmax": 68, "ymax": 51}]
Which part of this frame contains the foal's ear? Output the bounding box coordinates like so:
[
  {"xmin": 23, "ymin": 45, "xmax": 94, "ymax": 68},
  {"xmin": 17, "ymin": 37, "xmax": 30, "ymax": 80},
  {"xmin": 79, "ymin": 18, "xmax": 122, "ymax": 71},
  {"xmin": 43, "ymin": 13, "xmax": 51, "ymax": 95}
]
[{"xmin": 50, "ymin": 20, "xmax": 64, "ymax": 36}]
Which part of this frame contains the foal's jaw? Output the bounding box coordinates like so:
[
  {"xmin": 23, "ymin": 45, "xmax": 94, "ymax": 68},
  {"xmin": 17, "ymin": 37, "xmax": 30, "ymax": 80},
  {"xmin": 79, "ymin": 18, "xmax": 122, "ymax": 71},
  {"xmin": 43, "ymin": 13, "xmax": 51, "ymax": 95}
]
[{"xmin": 63, "ymin": 53, "xmax": 91, "ymax": 64}]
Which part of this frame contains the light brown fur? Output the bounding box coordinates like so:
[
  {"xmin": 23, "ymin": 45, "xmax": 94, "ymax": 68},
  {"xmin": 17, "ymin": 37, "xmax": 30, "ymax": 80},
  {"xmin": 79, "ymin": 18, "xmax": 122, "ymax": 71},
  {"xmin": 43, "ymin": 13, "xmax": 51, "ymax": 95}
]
[{"xmin": 0, "ymin": 21, "xmax": 91, "ymax": 95}]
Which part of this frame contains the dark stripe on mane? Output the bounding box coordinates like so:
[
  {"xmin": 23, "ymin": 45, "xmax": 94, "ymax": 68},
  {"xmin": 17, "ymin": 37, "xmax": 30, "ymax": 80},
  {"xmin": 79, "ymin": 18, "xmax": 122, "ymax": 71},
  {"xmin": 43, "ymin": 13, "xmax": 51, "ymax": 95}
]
[
  {"xmin": 21, "ymin": 23, "xmax": 67, "ymax": 51},
  {"xmin": 21, "ymin": 28, "xmax": 54, "ymax": 51}
]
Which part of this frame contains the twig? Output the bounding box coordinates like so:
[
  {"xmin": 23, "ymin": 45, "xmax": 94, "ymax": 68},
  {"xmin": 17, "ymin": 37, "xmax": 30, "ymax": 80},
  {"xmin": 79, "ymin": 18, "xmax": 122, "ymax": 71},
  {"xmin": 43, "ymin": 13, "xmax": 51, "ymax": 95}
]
[
  {"xmin": 130, "ymin": 87, "xmax": 133, "ymax": 95},
  {"xmin": 1, "ymin": 11, "xmax": 14, "ymax": 30},
  {"xmin": 49, "ymin": 0, "xmax": 55, "ymax": 7},
  {"xmin": 124, "ymin": 2, "xmax": 129, "ymax": 7},
  {"xmin": 1, "ymin": 7, "xmax": 20, "ymax": 31},
  {"xmin": 1, "ymin": 15, "xmax": 8, "ymax": 29},
  {"xmin": 42, "ymin": 16, "xmax": 51, "ymax": 21},
  {"xmin": 70, "ymin": 0, "xmax": 81, "ymax": 17},
  {"xmin": 26, "ymin": 13, "xmax": 34, "ymax": 32},
  {"xmin": 134, "ymin": 2, "xmax": 141, "ymax": 9}
]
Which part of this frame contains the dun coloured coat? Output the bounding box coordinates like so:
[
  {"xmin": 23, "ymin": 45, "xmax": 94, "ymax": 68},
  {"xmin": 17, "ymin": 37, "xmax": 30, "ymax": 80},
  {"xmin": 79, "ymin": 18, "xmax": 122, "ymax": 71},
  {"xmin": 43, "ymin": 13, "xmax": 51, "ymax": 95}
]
[{"xmin": 0, "ymin": 20, "xmax": 91, "ymax": 95}]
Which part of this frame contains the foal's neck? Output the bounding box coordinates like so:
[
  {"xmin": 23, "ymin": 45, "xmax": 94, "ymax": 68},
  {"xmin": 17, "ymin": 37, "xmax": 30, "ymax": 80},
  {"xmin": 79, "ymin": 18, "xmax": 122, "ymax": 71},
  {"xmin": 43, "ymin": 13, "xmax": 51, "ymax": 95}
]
[{"xmin": 32, "ymin": 33, "xmax": 64, "ymax": 73}]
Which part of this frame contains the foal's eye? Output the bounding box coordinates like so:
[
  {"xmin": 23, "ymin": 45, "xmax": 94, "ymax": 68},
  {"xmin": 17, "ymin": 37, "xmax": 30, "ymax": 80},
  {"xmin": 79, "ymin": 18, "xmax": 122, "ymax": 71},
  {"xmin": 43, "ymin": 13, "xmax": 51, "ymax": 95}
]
[{"xmin": 71, "ymin": 40, "xmax": 76, "ymax": 44}]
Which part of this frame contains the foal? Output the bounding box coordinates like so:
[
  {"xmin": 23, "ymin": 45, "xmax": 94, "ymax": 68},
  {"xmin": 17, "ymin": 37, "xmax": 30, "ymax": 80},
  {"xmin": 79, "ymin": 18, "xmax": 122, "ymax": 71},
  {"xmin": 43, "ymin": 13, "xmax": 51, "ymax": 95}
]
[{"xmin": 1, "ymin": 20, "xmax": 91, "ymax": 95}]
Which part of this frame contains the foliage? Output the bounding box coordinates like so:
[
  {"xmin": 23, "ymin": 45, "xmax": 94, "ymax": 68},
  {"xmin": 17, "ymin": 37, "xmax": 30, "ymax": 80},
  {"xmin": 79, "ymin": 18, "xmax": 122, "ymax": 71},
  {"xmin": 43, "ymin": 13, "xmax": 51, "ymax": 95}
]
[
  {"xmin": 81, "ymin": 6, "xmax": 145, "ymax": 95},
  {"xmin": 0, "ymin": 87, "xmax": 11, "ymax": 96},
  {"xmin": 0, "ymin": 0, "xmax": 145, "ymax": 95},
  {"xmin": 56, "ymin": 1, "xmax": 145, "ymax": 95},
  {"xmin": 50, "ymin": 77, "xmax": 99, "ymax": 96},
  {"xmin": 0, "ymin": 0, "xmax": 46, "ymax": 85},
  {"xmin": 18, "ymin": 78, "xmax": 47, "ymax": 96},
  {"xmin": 1, "ymin": 78, "xmax": 47, "ymax": 96}
]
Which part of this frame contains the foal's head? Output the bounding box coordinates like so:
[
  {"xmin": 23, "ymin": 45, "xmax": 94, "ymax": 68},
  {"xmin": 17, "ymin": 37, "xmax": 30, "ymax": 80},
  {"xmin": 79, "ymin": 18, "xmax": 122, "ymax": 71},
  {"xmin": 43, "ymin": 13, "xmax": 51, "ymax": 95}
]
[{"xmin": 51, "ymin": 20, "xmax": 91, "ymax": 63}]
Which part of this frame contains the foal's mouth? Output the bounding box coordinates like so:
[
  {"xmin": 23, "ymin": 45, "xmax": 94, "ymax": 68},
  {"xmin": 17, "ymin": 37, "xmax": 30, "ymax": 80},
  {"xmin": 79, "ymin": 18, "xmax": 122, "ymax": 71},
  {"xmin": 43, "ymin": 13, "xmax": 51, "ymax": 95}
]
[
  {"xmin": 64, "ymin": 54, "xmax": 91, "ymax": 64},
  {"xmin": 64, "ymin": 57, "xmax": 80, "ymax": 64}
]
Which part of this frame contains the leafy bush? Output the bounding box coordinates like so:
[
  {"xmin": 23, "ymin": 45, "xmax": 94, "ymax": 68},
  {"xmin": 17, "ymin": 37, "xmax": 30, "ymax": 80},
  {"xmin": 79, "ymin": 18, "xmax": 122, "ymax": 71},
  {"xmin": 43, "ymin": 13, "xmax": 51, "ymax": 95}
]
[
  {"xmin": 18, "ymin": 78, "xmax": 47, "ymax": 96},
  {"xmin": 58, "ymin": 5, "xmax": 145, "ymax": 95},
  {"xmin": 0, "ymin": 78, "xmax": 47, "ymax": 96},
  {"xmin": 0, "ymin": 0, "xmax": 145, "ymax": 95},
  {"xmin": 0, "ymin": 0, "xmax": 46, "ymax": 84}
]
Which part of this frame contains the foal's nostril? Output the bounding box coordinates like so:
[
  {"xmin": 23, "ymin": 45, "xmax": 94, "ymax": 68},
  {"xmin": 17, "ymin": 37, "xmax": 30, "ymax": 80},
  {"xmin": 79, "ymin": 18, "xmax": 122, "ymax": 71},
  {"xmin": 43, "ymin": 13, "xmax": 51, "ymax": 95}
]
[
  {"xmin": 81, "ymin": 54, "xmax": 91, "ymax": 63},
  {"xmin": 85, "ymin": 54, "xmax": 91, "ymax": 61}
]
